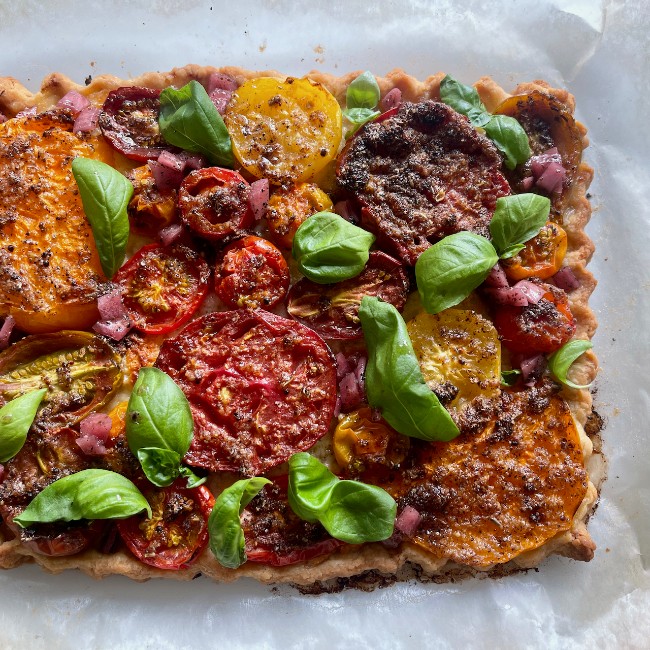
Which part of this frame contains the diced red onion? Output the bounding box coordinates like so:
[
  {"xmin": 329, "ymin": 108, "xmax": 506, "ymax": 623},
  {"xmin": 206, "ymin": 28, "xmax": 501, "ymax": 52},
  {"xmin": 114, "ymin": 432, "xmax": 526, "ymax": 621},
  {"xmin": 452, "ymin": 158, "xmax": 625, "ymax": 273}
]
[
  {"xmin": 148, "ymin": 160, "xmax": 183, "ymax": 192},
  {"xmin": 176, "ymin": 151, "xmax": 206, "ymax": 171},
  {"xmin": 0, "ymin": 113, "xmax": 7, "ymax": 124},
  {"xmin": 529, "ymin": 147, "xmax": 567, "ymax": 195},
  {"xmin": 209, "ymin": 88, "xmax": 233, "ymax": 115},
  {"xmin": 484, "ymin": 287, "xmax": 529, "ymax": 307},
  {"xmin": 159, "ymin": 222, "xmax": 184, "ymax": 246},
  {"xmin": 380, "ymin": 88, "xmax": 402, "ymax": 112},
  {"xmin": 552, "ymin": 266, "xmax": 580, "ymax": 292},
  {"xmin": 521, "ymin": 176, "xmax": 534, "ymax": 191},
  {"xmin": 249, "ymin": 179, "xmax": 269, "ymax": 221},
  {"xmin": 334, "ymin": 200, "xmax": 359, "ymax": 224},
  {"xmin": 335, "ymin": 352, "xmax": 352, "ymax": 380},
  {"xmin": 57, "ymin": 90, "xmax": 90, "ymax": 116},
  {"xmin": 333, "ymin": 393, "xmax": 341, "ymax": 419},
  {"xmin": 339, "ymin": 372, "xmax": 362, "ymax": 413},
  {"xmin": 97, "ymin": 288, "xmax": 127, "ymax": 321},
  {"xmin": 0, "ymin": 316, "xmax": 16, "ymax": 350},
  {"xmin": 519, "ymin": 354, "xmax": 547, "ymax": 386},
  {"xmin": 381, "ymin": 532, "xmax": 403, "ymax": 549},
  {"xmin": 158, "ymin": 150, "xmax": 185, "ymax": 172},
  {"xmin": 484, "ymin": 263, "xmax": 509, "ymax": 289},
  {"xmin": 395, "ymin": 505, "xmax": 422, "ymax": 536},
  {"xmin": 15, "ymin": 106, "xmax": 37, "ymax": 118},
  {"xmin": 370, "ymin": 407, "xmax": 382, "ymax": 422},
  {"xmin": 76, "ymin": 412, "xmax": 112, "ymax": 455},
  {"xmin": 513, "ymin": 280, "xmax": 546, "ymax": 304},
  {"xmin": 92, "ymin": 319, "xmax": 131, "ymax": 341},
  {"xmin": 73, "ymin": 106, "xmax": 100, "ymax": 133},
  {"xmin": 354, "ymin": 356, "xmax": 367, "ymax": 394},
  {"xmin": 207, "ymin": 72, "xmax": 239, "ymax": 93},
  {"xmin": 530, "ymin": 147, "xmax": 561, "ymax": 176},
  {"xmin": 0, "ymin": 464, "xmax": 4, "ymax": 483},
  {"xmin": 75, "ymin": 435, "xmax": 108, "ymax": 456}
]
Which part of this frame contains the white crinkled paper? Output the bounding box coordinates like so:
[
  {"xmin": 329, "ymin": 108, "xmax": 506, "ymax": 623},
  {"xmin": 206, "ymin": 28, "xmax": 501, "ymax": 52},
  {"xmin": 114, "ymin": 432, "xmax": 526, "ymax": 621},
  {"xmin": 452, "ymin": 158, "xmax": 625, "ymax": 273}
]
[{"xmin": 0, "ymin": 0, "xmax": 648, "ymax": 648}]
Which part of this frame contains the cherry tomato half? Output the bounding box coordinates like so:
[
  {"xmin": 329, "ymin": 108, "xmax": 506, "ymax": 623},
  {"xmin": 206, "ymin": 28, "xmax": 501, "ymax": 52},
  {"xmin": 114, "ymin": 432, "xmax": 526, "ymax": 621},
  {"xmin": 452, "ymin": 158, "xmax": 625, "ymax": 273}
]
[
  {"xmin": 127, "ymin": 165, "xmax": 178, "ymax": 237},
  {"xmin": 492, "ymin": 282, "xmax": 576, "ymax": 354},
  {"xmin": 115, "ymin": 243, "xmax": 210, "ymax": 335},
  {"xmin": 215, "ymin": 236, "xmax": 289, "ymax": 310},
  {"xmin": 117, "ymin": 482, "xmax": 215, "ymax": 571},
  {"xmin": 502, "ymin": 222, "xmax": 567, "ymax": 281},
  {"xmin": 179, "ymin": 167, "xmax": 254, "ymax": 241},
  {"xmin": 99, "ymin": 86, "xmax": 168, "ymax": 161}
]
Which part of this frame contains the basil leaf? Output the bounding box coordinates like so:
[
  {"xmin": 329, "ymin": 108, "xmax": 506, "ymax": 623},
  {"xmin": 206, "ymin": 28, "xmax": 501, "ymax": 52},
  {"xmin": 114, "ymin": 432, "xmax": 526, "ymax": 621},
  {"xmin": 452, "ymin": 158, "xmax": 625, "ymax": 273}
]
[
  {"xmin": 0, "ymin": 388, "xmax": 47, "ymax": 463},
  {"xmin": 288, "ymin": 453, "xmax": 396, "ymax": 544},
  {"xmin": 72, "ymin": 158, "xmax": 132, "ymax": 279},
  {"xmin": 13, "ymin": 469, "xmax": 151, "ymax": 528},
  {"xmin": 498, "ymin": 243, "xmax": 526, "ymax": 260},
  {"xmin": 483, "ymin": 114, "xmax": 532, "ymax": 170},
  {"xmin": 500, "ymin": 369, "xmax": 521, "ymax": 387},
  {"xmin": 136, "ymin": 447, "xmax": 181, "ymax": 487},
  {"xmin": 179, "ymin": 466, "xmax": 207, "ymax": 489},
  {"xmin": 343, "ymin": 107, "xmax": 381, "ymax": 125},
  {"xmin": 489, "ymin": 194, "xmax": 551, "ymax": 258},
  {"xmin": 548, "ymin": 340, "xmax": 593, "ymax": 389},
  {"xmin": 415, "ymin": 232, "xmax": 498, "ymax": 314},
  {"xmin": 358, "ymin": 297, "xmax": 459, "ymax": 441},
  {"xmin": 292, "ymin": 211, "xmax": 375, "ymax": 284},
  {"xmin": 208, "ymin": 477, "xmax": 270, "ymax": 569},
  {"xmin": 159, "ymin": 80, "xmax": 234, "ymax": 168},
  {"xmin": 346, "ymin": 71, "xmax": 380, "ymax": 110},
  {"xmin": 439, "ymin": 75, "xmax": 488, "ymax": 125}
]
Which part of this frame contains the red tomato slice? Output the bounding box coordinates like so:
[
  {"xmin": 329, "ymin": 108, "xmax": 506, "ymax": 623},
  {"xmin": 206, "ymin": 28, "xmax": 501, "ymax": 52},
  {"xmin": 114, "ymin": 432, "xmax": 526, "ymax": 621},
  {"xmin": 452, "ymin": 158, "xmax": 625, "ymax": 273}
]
[
  {"xmin": 287, "ymin": 251, "xmax": 410, "ymax": 339},
  {"xmin": 98, "ymin": 87, "xmax": 168, "ymax": 161},
  {"xmin": 115, "ymin": 243, "xmax": 210, "ymax": 335},
  {"xmin": 155, "ymin": 309, "xmax": 337, "ymax": 475},
  {"xmin": 492, "ymin": 283, "xmax": 576, "ymax": 354},
  {"xmin": 242, "ymin": 478, "xmax": 343, "ymax": 567},
  {"xmin": 179, "ymin": 167, "xmax": 254, "ymax": 241},
  {"xmin": 117, "ymin": 482, "xmax": 215, "ymax": 571},
  {"xmin": 215, "ymin": 236, "xmax": 290, "ymax": 310}
]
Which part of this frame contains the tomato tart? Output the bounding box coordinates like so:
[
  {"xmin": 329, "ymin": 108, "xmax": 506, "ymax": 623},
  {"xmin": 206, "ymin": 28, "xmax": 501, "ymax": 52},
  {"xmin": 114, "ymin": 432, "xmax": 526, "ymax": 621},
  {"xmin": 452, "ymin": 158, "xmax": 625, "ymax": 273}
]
[{"xmin": 0, "ymin": 65, "xmax": 600, "ymax": 588}]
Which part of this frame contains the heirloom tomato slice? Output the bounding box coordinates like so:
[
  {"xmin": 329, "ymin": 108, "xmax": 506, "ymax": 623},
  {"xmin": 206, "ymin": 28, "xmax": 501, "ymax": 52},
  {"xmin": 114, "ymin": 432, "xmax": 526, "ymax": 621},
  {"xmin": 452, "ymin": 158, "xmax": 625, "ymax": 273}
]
[
  {"xmin": 117, "ymin": 481, "xmax": 214, "ymax": 570},
  {"xmin": 224, "ymin": 76, "xmax": 342, "ymax": 184},
  {"xmin": 115, "ymin": 243, "xmax": 210, "ymax": 335}
]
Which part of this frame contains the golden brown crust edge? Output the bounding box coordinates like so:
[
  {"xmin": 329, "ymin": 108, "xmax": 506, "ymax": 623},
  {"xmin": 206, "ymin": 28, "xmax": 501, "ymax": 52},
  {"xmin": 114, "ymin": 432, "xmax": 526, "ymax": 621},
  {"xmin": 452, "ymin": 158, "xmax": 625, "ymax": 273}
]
[{"xmin": 0, "ymin": 65, "xmax": 600, "ymax": 586}]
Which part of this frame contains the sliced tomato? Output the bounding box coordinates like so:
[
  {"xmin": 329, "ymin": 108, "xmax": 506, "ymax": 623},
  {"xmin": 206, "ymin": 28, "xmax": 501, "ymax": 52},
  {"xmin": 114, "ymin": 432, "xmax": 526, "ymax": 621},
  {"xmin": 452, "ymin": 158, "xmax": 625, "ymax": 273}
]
[
  {"xmin": 117, "ymin": 481, "xmax": 214, "ymax": 571},
  {"xmin": 215, "ymin": 236, "xmax": 289, "ymax": 310},
  {"xmin": 287, "ymin": 251, "xmax": 410, "ymax": 339},
  {"xmin": 115, "ymin": 243, "xmax": 210, "ymax": 335},
  {"xmin": 98, "ymin": 86, "xmax": 168, "ymax": 161},
  {"xmin": 179, "ymin": 167, "xmax": 254, "ymax": 241},
  {"xmin": 492, "ymin": 283, "xmax": 576, "ymax": 354},
  {"xmin": 242, "ymin": 478, "xmax": 343, "ymax": 567},
  {"xmin": 502, "ymin": 222, "xmax": 567, "ymax": 281}
]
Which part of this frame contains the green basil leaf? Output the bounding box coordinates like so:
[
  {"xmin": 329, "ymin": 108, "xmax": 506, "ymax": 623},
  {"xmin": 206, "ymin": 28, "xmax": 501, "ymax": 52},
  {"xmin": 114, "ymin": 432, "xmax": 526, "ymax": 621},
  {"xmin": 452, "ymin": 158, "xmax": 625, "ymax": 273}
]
[
  {"xmin": 500, "ymin": 369, "xmax": 522, "ymax": 387},
  {"xmin": 292, "ymin": 211, "xmax": 376, "ymax": 283},
  {"xmin": 498, "ymin": 243, "xmax": 526, "ymax": 260},
  {"xmin": 0, "ymin": 388, "xmax": 47, "ymax": 463},
  {"xmin": 415, "ymin": 232, "xmax": 498, "ymax": 314},
  {"xmin": 343, "ymin": 107, "xmax": 381, "ymax": 125},
  {"xmin": 358, "ymin": 297, "xmax": 459, "ymax": 441},
  {"xmin": 288, "ymin": 453, "xmax": 396, "ymax": 543},
  {"xmin": 208, "ymin": 477, "xmax": 270, "ymax": 569},
  {"xmin": 346, "ymin": 71, "xmax": 381, "ymax": 110},
  {"xmin": 126, "ymin": 367, "xmax": 193, "ymax": 458},
  {"xmin": 548, "ymin": 340, "xmax": 593, "ymax": 389},
  {"xmin": 159, "ymin": 80, "xmax": 235, "ymax": 168},
  {"xmin": 13, "ymin": 469, "xmax": 151, "ymax": 528},
  {"xmin": 439, "ymin": 75, "xmax": 488, "ymax": 124},
  {"xmin": 72, "ymin": 157, "xmax": 132, "ymax": 279},
  {"xmin": 136, "ymin": 447, "xmax": 181, "ymax": 487},
  {"xmin": 483, "ymin": 114, "xmax": 532, "ymax": 170},
  {"xmin": 489, "ymin": 194, "xmax": 551, "ymax": 258},
  {"xmin": 179, "ymin": 466, "xmax": 207, "ymax": 489}
]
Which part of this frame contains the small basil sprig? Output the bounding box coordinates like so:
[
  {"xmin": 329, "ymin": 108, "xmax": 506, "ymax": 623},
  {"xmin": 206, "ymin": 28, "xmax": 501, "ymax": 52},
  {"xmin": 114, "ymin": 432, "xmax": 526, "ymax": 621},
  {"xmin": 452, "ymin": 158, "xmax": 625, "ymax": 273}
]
[
  {"xmin": 358, "ymin": 297, "xmax": 459, "ymax": 441},
  {"xmin": 72, "ymin": 158, "xmax": 133, "ymax": 279},
  {"xmin": 0, "ymin": 388, "xmax": 47, "ymax": 462},
  {"xmin": 440, "ymin": 75, "xmax": 531, "ymax": 169},
  {"xmin": 415, "ymin": 194, "xmax": 550, "ymax": 313},
  {"xmin": 13, "ymin": 469, "xmax": 151, "ymax": 528},
  {"xmin": 548, "ymin": 340, "xmax": 593, "ymax": 389},
  {"xmin": 159, "ymin": 80, "xmax": 234, "ymax": 167},
  {"xmin": 208, "ymin": 477, "xmax": 270, "ymax": 569},
  {"xmin": 500, "ymin": 369, "xmax": 522, "ymax": 387},
  {"xmin": 288, "ymin": 453, "xmax": 396, "ymax": 543},
  {"xmin": 126, "ymin": 367, "xmax": 204, "ymax": 488},
  {"xmin": 292, "ymin": 211, "xmax": 375, "ymax": 283},
  {"xmin": 343, "ymin": 71, "xmax": 381, "ymax": 136}
]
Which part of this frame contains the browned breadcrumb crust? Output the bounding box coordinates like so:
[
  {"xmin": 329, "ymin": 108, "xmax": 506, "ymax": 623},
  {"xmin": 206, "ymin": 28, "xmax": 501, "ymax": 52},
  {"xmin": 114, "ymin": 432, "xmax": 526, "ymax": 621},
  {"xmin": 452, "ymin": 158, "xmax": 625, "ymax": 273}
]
[{"xmin": 0, "ymin": 65, "xmax": 600, "ymax": 587}]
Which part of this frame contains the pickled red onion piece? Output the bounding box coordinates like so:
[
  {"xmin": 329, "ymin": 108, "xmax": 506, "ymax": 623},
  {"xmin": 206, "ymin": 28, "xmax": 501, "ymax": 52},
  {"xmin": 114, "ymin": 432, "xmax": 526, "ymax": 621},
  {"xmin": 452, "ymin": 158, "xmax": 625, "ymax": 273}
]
[
  {"xmin": 57, "ymin": 90, "xmax": 90, "ymax": 116},
  {"xmin": 484, "ymin": 287, "xmax": 529, "ymax": 307},
  {"xmin": 334, "ymin": 200, "xmax": 359, "ymax": 224},
  {"xmin": 92, "ymin": 320, "xmax": 131, "ymax": 341},
  {"xmin": 209, "ymin": 89, "xmax": 233, "ymax": 115},
  {"xmin": 380, "ymin": 88, "xmax": 402, "ymax": 112},
  {"xmin": 249, "ymin": 179, "xmax": 269, "ymax": 221},
  {"xmin": 93, "ymin": 288, "xmax": 132, "ymax": 341},
  {"xmin": 519, "ymin": 354, "xmax": 547, "ymax": 386},
  {"xmin": 207, "ymin": 72, "xmax": 239, "ymax": 93},
  {"xmin": 73, "ymin": 106, "xmax": 100, "ymax": 133},
  {"xmin": 158, "ymin": 150, "xmax": 185, "ymax": 172},
  {"xmin": 76, "ymin": 412, "xmax": 112, "ymax": 456},
  {"xmin": 149, "ymin": 160, "xmax": 183, "ymax": 192},
  {"xmin": 15, "ymin": 107, "xmax": 37, "ymax": 118},
  {"xmin": 395, "ymin": 506, "xmax": 422, "ymax": 536},
  {"xmin": 176, "ymin": 151, "xmax": 206, "ymax": 171},
  {"xmin": 513, "ymin": 280, "xmax": 546, "ymax": 304},
  {"xmin": 159, "ymin": 222, "xmax": 184, "ymax": 246},
  {"xmin": 552, "ymin": 266, "xmax": 580, "ymax": 292},
  {"xmin": 0, "ymin": 316, "xmax": 16, "ymax": 350},
  {"xmin": 484, "ymin": 263, "xmax": 509, "ymax": 288},
  {"xmin": 529, "ymin": 147, "xmax": 567, "ymax": 195}
]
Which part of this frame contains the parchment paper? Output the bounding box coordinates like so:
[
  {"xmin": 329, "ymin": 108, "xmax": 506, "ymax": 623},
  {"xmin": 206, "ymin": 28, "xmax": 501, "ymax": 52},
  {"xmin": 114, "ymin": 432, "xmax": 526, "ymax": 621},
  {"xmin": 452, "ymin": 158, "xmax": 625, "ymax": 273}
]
[{"xmin": 0, "ymin": 1, "xmax": 648, "ymax": 648}]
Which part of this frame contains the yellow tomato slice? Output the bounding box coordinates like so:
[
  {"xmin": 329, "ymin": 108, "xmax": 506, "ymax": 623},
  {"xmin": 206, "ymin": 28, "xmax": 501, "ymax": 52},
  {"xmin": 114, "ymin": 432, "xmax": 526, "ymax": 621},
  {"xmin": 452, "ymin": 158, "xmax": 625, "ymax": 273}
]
[
  {"xmin": 407, "ymin": 309, "xmax": 501, "ymax": 412},
  {"xmin": 224, "ymin": 76, "xmax": 342, "ymax": 184}
]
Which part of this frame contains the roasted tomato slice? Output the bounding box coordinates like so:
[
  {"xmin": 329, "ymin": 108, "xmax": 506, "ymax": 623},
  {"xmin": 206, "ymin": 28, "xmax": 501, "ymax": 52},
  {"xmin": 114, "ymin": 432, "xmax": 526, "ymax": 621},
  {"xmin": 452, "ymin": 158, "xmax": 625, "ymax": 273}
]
[
  {"xmin": 287, "ymin": 251, "xmax": 410, "ymax": 339},
  {"xmin": 117, "ymin": 481, "xmax": 214, "ymax": 570},
  {"xmin": 98, "ymin": 86, "xmax": 168, "ymax": 161},
  {"xmin": 242, "ymin": 478, "xmax": 343, "ymax": 567},
  {"xmin": 115, "ymin": 243, "xmax": 210, "ymax": 335},
  {"xmin": 501, "ymin": 221, "xmax": 567, "ymax": 281},
  {"xmin": 214, "ymin": 236, "xmax": 290, "ymax": 310},
  {"xmin": 0, "ymin": 332, "xmax": 122, "ymax": 431},
  {"xmin": 179, "ymin": 167, "xmax": 254, "ymax": 241},
  {"xmin": 126, "ymin": 165, "xmax": 178, "ymax": 236},
  {"xmin": 155, "ymin": 310, "xmax": 337, "ymax": 475},
  {"xmin": 492, "ymin": 282, "xmax": 576, "ymax": 354}
]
